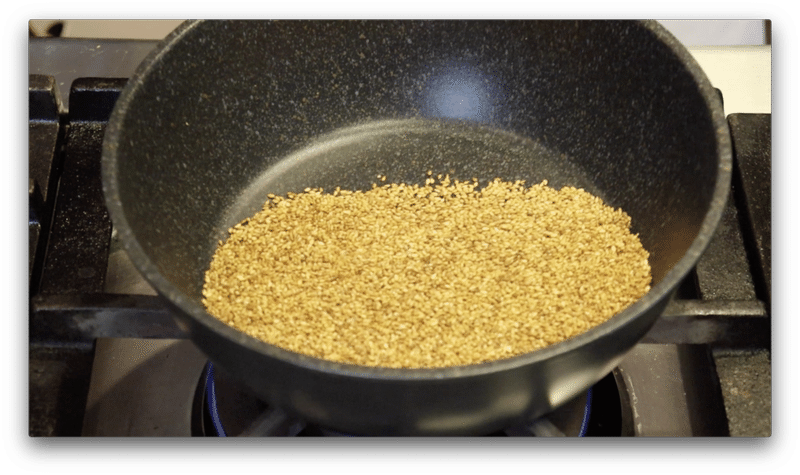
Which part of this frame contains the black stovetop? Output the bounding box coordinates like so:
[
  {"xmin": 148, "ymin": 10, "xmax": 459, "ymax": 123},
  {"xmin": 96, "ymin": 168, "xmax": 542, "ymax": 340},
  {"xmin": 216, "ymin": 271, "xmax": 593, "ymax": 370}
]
[{"xmin": 28, "ymin": 74, "xmax": 771, "ymax": 437}]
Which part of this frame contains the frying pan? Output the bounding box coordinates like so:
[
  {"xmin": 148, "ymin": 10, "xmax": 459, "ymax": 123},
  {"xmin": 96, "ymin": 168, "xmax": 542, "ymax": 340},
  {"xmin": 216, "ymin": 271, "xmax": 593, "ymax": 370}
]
[{"xmin": 102, "ymin": 20, "xmax": 731, "ymax": 435}]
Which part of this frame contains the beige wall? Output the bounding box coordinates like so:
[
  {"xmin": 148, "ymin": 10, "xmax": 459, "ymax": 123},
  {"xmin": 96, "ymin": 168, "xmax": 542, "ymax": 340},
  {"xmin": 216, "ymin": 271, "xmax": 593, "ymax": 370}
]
[
  {"xmin": 30, "ymin": 19, "xmax": 769, "ymax": 45},
  {"xmin": 29, "ymin": 20, "xmax": 185, "ymax": 40}
]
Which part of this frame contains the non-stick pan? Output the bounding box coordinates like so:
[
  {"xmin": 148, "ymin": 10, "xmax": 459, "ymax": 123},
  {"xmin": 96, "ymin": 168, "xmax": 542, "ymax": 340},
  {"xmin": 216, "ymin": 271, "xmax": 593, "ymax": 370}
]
[{"xmin": 102, "ymin": 20, "xmax": 731, "ymax": 435}]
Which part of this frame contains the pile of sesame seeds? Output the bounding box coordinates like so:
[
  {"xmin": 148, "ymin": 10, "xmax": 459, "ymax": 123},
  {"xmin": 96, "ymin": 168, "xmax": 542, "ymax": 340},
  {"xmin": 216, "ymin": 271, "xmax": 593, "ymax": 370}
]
[{"xmin": 202, "ymin": 173, "xmax": 652, "ymax": 368}]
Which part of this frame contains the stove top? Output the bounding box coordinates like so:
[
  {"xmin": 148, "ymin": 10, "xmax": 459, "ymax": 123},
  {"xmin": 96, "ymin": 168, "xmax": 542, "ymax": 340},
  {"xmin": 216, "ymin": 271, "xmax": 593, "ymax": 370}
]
[
  {"xmin": 29, "ymin": 72, "xmax": 771, "ymax": 436},
  {"xmin": 28, "ymin": 41, "xmax": 771, "ymax": 438}
]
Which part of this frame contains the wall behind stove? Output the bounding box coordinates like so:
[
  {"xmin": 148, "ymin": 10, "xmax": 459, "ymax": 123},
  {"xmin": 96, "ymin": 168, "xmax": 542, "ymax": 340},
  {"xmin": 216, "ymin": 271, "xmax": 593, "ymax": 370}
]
[
  {"xmin": 29, "ymin": 20, "xmax": 184, "ymax": 40},
  {"xmin": 29, "ymin": 19, "xmax": 770, "ymax": 45}
]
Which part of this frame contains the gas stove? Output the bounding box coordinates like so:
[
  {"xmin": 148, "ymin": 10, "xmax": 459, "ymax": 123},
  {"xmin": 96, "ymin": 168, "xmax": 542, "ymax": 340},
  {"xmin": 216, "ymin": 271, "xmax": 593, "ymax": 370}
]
[{"xmin": 28, "ymin": 38, "xmax": 771, "ymax": 437}]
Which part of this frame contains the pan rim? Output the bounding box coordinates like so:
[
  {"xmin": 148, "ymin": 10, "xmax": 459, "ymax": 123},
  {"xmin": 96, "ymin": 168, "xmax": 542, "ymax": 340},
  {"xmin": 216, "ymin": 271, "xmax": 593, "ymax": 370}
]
[{"xmin": 101, "ymin": 19, "xmax": 732, "ymax": 380}]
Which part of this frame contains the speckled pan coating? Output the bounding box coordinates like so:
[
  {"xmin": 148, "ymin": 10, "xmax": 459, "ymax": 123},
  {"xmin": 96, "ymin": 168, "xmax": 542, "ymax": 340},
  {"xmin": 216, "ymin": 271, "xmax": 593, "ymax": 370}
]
[{"xmin": 102, "ymin": 20, "xmax": 731, "ymax": 435}]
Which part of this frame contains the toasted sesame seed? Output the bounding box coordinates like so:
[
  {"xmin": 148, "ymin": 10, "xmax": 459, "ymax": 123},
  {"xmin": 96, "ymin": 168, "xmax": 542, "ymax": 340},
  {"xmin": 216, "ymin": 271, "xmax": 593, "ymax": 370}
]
[{"xmin": 202, "ymin": 176, "xmax": 651, "ymax": 368}]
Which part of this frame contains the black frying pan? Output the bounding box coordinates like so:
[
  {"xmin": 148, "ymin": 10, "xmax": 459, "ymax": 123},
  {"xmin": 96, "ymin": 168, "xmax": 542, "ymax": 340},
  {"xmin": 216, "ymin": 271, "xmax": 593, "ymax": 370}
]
[{"xmin": 102, "ymin": 20, "xmax": 731, "ymax": 435}]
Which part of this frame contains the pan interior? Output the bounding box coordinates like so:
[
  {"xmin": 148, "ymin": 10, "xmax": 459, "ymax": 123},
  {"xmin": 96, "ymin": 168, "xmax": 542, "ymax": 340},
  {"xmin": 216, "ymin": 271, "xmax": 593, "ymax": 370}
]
[{"xmin": 219, "ymin": 118, "xmax": 603, "ymax": 243}]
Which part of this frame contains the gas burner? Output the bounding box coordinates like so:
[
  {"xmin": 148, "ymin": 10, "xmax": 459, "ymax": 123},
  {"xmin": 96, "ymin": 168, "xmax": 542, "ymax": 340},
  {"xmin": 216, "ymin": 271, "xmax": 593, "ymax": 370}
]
[{"xmin": 193, "ymin": 362, "xmax": 621, "ymax": 437}]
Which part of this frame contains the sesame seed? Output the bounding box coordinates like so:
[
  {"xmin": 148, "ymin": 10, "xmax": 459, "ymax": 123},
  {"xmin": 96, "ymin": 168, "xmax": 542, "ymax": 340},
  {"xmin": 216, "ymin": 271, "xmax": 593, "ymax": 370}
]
[{"xmin": 202, "ymin": 175, "xmax": 651, "ymax": 368}]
